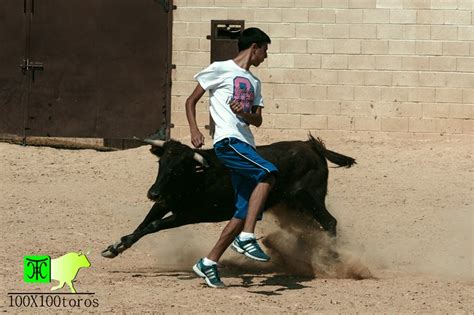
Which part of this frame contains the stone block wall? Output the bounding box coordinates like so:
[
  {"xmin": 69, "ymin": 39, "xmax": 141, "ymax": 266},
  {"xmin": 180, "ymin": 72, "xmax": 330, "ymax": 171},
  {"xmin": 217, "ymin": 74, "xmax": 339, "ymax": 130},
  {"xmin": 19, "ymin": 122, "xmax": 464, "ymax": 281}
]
[{"xmin": 170, "ymin": 0, "xmax": 473, "ymax": 144}]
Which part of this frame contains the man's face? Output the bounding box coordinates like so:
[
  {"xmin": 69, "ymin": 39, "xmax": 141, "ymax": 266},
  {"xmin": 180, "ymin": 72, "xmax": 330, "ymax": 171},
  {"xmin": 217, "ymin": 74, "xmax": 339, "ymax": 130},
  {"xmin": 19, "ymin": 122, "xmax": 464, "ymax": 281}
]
[{"xmin": 251, "ymin": 43, "xmax": 268, "ymax": 67}]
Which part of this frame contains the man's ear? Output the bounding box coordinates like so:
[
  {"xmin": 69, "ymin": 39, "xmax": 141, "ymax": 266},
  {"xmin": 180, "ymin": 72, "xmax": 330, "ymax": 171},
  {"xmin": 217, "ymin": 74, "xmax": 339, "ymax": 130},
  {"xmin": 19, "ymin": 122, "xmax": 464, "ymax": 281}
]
[{"xmin": 150, "ymin": 146, "xmax": 165, "ymax": 157}]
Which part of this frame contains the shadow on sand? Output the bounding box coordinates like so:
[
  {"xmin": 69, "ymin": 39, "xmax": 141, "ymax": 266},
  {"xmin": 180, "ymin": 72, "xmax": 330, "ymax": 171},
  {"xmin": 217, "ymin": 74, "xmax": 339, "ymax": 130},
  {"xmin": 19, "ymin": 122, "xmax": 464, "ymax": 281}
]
[{"xmin": 109, "ymin": 264, "xmax": 315, "ymax": 295}]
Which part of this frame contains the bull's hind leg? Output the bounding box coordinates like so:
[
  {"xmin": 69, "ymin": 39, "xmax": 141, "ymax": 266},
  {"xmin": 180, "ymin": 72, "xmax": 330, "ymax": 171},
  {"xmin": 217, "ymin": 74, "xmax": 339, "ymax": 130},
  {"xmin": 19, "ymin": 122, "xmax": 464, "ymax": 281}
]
[
  {"xmin": 290, "ymin": 168, "xmax": 338, "ymax": 236},
  {"xmin": 290, "ymin": 189, "xmax": 337, "ymax": 237},
  {"xmin": 66, "ymin": 281, "xmax": 77, "ymax": 293},
  {"xmin": 313, "ymin": 197, "xmax": 337, "ymax": 237},
  {"xmin": 289, "ymin": 189, "xmax": 340, "ymax": 263},
  {"xmin": 101, "ymin": 202, "xmax": 170, "ymax": 258}
]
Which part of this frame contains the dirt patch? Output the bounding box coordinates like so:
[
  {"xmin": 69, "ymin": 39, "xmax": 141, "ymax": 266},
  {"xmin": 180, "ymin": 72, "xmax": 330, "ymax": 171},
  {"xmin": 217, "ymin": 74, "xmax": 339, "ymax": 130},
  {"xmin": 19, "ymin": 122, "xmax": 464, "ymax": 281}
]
[{"xmin": 1, "ymin": 135, "xmax": 472, "ymax": 313}]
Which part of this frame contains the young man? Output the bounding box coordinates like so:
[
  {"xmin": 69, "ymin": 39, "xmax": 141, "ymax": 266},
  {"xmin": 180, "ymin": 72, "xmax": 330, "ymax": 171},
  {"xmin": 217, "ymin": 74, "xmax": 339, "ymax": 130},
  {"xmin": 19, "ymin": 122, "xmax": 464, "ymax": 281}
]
[{"xmin": 185, "ymin": 28, "xmax": 278, "ymax": 288}]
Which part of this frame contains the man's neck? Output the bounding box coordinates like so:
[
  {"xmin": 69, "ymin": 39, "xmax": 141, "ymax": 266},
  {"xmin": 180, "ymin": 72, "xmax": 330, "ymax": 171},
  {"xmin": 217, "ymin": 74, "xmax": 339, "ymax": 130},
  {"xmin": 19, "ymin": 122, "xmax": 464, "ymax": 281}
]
[{"xmin": 232, "ymin": 49, "xmax": 252, "ymax": 71}]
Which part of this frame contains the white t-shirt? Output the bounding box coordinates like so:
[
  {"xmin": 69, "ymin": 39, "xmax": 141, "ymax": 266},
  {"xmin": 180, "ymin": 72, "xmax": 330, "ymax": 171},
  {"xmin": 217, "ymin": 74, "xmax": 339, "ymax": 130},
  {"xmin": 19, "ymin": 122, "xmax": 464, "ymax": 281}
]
[{"xmin": 194, "ymin": 60, "xmax": 264, "ymax": 148}]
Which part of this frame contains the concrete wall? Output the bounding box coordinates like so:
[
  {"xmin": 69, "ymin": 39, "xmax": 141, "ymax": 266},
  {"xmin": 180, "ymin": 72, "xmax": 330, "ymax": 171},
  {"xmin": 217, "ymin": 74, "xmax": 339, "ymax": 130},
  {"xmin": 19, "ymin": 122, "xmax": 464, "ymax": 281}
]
[{"xmin": 170, "ymin": 0, "xmax": 473, "ymax": 144}]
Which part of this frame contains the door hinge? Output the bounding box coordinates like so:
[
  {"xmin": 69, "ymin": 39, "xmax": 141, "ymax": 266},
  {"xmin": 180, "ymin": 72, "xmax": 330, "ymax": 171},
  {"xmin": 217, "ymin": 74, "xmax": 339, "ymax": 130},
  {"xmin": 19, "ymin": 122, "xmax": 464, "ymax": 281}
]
[{"xmin": 155, "ymin": 0, "xmax": 176, "ymax": 13}]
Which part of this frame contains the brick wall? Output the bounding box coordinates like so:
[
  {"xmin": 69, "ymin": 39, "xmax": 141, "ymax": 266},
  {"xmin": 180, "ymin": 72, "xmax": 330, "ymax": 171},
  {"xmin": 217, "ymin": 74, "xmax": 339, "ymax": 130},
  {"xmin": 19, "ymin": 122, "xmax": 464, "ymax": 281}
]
[{"xmin": 171, "ymin": 0, "xmax": 473, "ymax": 144}]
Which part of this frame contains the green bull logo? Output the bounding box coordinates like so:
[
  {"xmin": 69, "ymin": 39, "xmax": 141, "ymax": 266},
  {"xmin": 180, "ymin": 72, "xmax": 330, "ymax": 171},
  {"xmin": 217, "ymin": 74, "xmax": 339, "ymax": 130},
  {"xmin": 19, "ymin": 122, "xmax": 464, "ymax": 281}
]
[{"xmin": 24, "ymin": 252, "xmax": 91, "ymax": 293}]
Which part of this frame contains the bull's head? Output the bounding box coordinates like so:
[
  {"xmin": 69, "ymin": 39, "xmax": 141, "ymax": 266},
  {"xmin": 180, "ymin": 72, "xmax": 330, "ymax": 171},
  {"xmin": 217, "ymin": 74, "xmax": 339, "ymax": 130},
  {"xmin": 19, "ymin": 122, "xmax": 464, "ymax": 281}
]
[
  {"xmin": 140, "ymin": 139, "xmax": 210, "ymax": 201},
  {"xmin": 76, "ymin": 252, "xmax": 91, "ymax": 268}
]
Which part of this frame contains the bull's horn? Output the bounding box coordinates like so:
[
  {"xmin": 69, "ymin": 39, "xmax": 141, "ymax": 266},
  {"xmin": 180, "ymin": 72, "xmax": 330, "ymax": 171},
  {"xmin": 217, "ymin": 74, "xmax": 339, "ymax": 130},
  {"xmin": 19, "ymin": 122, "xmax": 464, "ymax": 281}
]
[
  {"xmin": 193, "ymin": 152, "xmax": 210, "ymax": 168},
  {"xmin": 137, "ymin": 137, "xmax": 165, "ymax": 147}
]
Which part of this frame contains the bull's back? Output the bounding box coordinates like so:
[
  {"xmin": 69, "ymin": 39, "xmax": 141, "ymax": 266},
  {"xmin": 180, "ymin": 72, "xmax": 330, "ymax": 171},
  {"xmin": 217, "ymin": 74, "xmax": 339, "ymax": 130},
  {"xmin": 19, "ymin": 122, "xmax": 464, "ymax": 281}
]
[
  {"xmin": 257, "ymin": 140, "xmax": 324, "ymax": 175},
  {"xmin": 256, "ymin": 140, "xmax": 328, "ymax": 202}
]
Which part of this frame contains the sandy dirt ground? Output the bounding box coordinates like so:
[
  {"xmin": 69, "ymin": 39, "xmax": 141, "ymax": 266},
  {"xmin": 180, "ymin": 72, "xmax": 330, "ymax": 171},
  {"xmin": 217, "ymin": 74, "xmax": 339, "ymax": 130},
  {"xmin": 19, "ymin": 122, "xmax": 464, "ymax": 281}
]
[{"xmin": 1, "ymin": 134, "xmax": 473, "ymax": 314}]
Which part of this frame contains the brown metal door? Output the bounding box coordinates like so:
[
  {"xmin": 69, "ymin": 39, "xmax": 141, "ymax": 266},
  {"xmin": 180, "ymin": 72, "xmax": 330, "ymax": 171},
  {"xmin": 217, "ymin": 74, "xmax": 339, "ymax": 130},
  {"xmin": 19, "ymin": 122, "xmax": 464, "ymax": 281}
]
[
  {"xmin": 96, "ymin": 0, "xmax": 171, "ymax": 139},
  {"xmin": 1, "ymin": 0, "xmax": 171, "ymax": 139},
  {"xmin": 0, "ymin": 0, "xmax": 27, "ymax": 135},
  {"xmin": 26, "ymin": 0, "xmax": 98, "ymax": 137}
]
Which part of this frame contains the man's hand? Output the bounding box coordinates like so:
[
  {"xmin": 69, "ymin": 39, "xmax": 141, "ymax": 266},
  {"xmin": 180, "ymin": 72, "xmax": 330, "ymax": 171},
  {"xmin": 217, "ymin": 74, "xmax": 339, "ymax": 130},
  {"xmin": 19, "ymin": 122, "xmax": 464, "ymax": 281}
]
[
  {"xmin": 191, "ymin": 129, "xmax": 205, "ymax": 148},
  {"xmin": 186, "ymin": 84, "xmax": 206, "ymax": 148},
  {"xmin": 229, "ymin": 99, "xmax": 244, "ymax": 116},
  {"xmin": 228, "ymin": 99, "xmax": 263, "ymax": 127}
]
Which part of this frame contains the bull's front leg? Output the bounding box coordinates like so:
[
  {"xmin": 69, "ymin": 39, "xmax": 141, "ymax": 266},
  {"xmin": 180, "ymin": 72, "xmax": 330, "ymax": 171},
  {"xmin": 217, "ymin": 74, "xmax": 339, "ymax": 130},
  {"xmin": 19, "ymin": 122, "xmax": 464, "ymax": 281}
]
[
  {"xmin": 101, "ymin": 202, "xmax": 170, "ymax": 258},
  {"xmin": 121, "ymin": 212, "xmax": 190, "ymax": 245},
  {"xmin": 51, "ymin": 281, "xmax": 65, "ymax": 291}
]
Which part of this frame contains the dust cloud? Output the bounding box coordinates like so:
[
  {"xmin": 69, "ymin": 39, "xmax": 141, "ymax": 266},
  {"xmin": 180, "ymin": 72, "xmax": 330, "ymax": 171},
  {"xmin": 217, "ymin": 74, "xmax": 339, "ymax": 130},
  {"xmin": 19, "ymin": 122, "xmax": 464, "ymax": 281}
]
[
  {"xmin": 137, "ymin": 202, "xmax": 472, "ymax": 282},
  {"xmin": 137, "ymin": 206, "xmax": 374, "ymax": 279},
  {"xmin": 258, "ymin": 206, "xmax": 374, "ymax": 280}
]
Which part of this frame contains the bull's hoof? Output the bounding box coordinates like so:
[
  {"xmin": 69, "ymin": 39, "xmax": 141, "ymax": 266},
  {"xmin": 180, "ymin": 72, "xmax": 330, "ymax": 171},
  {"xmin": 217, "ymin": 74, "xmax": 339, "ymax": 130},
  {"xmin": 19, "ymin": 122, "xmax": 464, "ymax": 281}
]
[
  {"xmin": 101, "ymin": 242, "xmax": 128, "ymax": 259},
  {"xmin": 101, "ymin": 246, "xmax": 118, "ymax": 258}
]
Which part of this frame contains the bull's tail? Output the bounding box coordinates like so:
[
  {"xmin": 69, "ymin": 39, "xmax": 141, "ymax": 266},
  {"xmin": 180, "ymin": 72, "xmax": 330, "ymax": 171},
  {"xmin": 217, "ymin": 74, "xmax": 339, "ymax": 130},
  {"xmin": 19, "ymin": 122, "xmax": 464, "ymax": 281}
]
[{"xmin": 307, "ymin": 134, "xmax": 356, "ymax": 168}]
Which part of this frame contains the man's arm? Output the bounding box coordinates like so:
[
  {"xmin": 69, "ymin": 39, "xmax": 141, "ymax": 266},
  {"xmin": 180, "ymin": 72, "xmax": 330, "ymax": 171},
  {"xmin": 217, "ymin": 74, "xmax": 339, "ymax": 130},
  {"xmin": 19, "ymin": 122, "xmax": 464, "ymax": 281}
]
[
  {"xmin": 229, "ymin": 100, "xmax": 263, "ymax": 127},
  {"xmin": 185, "ymin": 84, "xmax": 206, "ymax": 148}
]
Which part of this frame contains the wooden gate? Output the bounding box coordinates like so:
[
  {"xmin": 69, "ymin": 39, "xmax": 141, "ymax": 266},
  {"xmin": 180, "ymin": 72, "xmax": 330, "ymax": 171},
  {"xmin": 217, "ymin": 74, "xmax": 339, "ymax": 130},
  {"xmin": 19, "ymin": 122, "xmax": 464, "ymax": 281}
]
[{"xmin": 0, "ymin": 0, "xmax": 173, "ymax": 141}]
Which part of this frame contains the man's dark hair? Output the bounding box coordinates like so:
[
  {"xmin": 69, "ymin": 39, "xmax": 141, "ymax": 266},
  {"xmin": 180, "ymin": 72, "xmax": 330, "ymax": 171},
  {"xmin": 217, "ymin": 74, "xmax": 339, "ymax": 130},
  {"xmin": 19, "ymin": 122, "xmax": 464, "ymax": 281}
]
[{"xmin": 238, "ymin": 28, "xmax": 271, "ymax": 52}]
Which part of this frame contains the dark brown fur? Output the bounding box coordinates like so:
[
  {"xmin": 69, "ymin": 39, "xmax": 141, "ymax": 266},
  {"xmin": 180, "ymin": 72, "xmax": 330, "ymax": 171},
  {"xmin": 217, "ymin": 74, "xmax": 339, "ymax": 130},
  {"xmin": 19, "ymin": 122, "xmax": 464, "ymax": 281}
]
[{"xmin": 102, "ymin": 134, "xmax": 355, "ymax": 258}]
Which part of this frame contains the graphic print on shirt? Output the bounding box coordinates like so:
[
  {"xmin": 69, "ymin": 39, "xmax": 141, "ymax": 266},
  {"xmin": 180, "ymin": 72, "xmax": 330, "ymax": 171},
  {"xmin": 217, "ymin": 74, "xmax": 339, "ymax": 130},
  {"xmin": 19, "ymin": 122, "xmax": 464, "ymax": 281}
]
[{"xmin": 233, "ymin": 76, "xmax": 255, "ymax": 114}]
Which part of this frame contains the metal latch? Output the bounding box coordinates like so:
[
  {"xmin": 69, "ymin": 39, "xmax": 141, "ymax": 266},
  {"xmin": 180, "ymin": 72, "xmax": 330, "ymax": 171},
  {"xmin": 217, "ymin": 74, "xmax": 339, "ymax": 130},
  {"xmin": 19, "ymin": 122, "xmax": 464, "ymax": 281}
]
[{"xmin": 20, "ymin": 59, "xmax": 44, "ymax": 81}]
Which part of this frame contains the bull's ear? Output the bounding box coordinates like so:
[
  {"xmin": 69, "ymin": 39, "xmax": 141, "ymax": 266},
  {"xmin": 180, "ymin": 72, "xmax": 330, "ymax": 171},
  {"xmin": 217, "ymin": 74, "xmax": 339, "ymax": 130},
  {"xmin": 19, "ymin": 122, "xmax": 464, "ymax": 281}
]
[{"xmin": 150, "ymin": 146, "xmax": 165, "ymax": 157}]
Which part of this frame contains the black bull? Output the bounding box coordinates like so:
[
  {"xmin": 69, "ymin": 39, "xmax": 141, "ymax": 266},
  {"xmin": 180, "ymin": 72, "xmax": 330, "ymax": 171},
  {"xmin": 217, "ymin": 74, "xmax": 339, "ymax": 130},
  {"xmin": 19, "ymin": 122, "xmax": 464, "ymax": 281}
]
[{"xmin": 101, "ymin": 135, "xmax": 356, "ymax": 259}]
